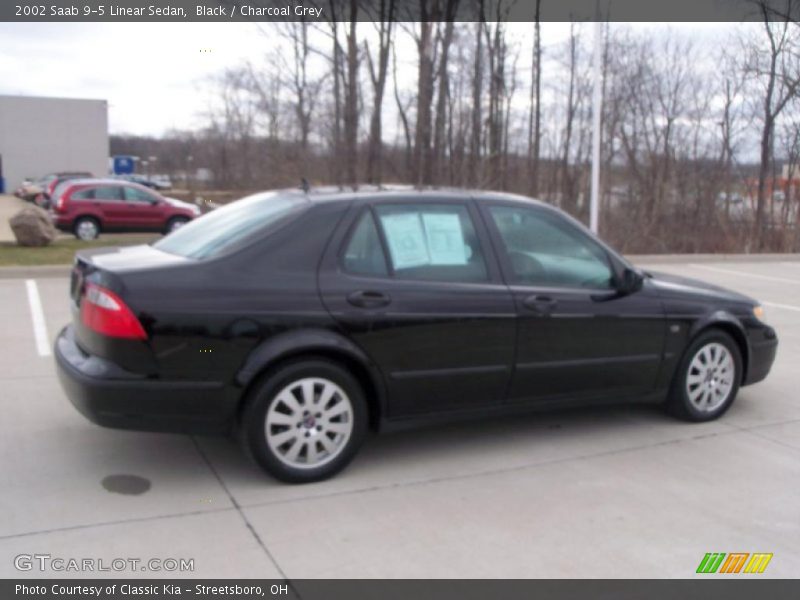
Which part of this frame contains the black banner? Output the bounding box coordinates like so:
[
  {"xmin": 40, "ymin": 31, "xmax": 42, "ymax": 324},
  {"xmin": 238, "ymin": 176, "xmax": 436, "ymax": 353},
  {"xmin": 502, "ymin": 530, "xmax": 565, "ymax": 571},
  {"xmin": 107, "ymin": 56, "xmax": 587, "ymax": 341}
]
[
  {"xmin": 5, "ymin": 580, "xmax": 800, "ymax": 600},
  {"xmin": 3, "ymin": 0, "xmax": 800, "ymax": 23}
]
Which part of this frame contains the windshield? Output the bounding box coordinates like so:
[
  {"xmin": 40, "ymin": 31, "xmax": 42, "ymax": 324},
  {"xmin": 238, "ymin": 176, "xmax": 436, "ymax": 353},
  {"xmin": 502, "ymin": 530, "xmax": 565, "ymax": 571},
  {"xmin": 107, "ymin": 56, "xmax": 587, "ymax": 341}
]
[{"xmin": 153, "ymin": 191, "xmax": 306, "ymax": 259}]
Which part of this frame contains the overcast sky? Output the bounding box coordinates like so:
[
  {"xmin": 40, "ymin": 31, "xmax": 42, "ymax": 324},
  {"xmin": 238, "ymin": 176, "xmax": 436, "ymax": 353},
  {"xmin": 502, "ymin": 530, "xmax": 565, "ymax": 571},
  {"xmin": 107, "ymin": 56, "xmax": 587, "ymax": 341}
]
[{"xmin": 0, "ymin": 22, "xmax": 740, "ymax": 137}]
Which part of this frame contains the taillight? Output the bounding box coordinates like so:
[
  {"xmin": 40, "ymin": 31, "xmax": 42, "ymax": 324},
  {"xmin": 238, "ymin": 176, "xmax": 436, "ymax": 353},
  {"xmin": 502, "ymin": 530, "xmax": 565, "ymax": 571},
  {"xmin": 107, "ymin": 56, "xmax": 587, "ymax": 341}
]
[
  {"xmin": 55, "ymin": 194, "xmax": 66, "ymax": 211},
  {"xmin": 80, "ymin": 283, "xmax": 147, "ymax": 340}
]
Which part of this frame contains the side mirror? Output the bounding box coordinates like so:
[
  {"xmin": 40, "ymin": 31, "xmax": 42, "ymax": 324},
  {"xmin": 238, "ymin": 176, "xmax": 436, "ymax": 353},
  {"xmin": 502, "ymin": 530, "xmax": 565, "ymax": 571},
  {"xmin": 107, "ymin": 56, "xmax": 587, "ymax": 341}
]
[{"xmin": 618, "ymin": 267, "xmax": 644, "ymax": 295}]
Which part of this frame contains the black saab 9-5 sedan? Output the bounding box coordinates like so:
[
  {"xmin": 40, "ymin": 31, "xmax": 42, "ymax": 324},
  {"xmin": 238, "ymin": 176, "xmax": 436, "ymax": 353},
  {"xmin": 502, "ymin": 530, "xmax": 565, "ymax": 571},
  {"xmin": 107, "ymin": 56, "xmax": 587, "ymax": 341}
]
[{"xmin": 55, "ymin": 187, "xmax": 778, "ymax": 482}]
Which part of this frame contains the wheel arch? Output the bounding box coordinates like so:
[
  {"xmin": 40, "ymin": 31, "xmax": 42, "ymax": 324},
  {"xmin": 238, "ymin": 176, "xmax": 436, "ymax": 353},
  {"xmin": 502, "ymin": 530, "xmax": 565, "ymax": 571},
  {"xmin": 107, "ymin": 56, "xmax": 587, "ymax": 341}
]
[
  {"xmin": 235, "ymin": 329, "xmax": 386, "ymax": 430},
  {"xmin": 73, "ymin": 213, "xmax": 103, "ymax": 227},
  {"xmin": 688, "ymin": 311, "xmax": 750, "ymax": 384}
]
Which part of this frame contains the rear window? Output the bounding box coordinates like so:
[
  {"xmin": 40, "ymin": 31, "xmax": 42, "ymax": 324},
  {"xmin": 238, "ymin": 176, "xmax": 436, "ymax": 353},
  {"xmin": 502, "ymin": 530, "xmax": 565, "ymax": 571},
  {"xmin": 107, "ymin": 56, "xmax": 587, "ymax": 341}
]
[
  {"xmin": 52, "ymin": 182, "xmax": 72, "ymax": 200},
  {"xmin": 153, "ymin": 191, "xmax": 305, "ymax": 259}
]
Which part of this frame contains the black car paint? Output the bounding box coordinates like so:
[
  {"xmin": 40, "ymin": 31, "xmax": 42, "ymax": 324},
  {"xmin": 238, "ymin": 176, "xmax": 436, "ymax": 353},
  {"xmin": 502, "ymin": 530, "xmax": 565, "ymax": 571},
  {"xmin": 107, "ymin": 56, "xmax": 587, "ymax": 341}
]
[{"xmin": 55, "ymin": 190, "xmax": 778, "ymax": 435}]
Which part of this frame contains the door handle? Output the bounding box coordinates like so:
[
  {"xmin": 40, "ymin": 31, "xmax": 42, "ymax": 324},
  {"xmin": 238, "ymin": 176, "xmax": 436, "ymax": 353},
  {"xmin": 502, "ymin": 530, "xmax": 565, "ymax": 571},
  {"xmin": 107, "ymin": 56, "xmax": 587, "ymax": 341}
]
[
  {"xmin": 523, "ymin": 294, "xmax": 557, "ymax": 314},
  {"xmin": 347, "ymin": 290, "xmax": 391, "ymax": 309}
]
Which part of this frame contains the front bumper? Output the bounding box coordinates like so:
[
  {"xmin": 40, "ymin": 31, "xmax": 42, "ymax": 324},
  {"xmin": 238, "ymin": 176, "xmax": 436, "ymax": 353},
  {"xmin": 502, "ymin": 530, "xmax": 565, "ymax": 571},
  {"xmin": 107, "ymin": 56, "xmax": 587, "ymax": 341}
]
[
  {"xmin": 55, "ymin": 326, "xmax": 236, "ymax": 434},
  {"xmin": 743, "ymin": 325, "xmax": 778, "ymax": 386}
]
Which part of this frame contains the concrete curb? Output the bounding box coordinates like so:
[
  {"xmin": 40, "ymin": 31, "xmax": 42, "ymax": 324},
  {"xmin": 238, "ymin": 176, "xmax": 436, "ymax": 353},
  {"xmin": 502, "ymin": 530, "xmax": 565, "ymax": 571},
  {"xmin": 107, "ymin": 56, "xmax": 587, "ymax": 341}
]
[
  {"xmin": 0, "ymin": 253, "xmax": 797, "ymax": 279},
  {"xmin": 627, "ymin": 253, "xmax": 800, "ymax": 264},
  {"xmin": 0, "ymin": 264, "xmax": 71, "ymax": 279}
]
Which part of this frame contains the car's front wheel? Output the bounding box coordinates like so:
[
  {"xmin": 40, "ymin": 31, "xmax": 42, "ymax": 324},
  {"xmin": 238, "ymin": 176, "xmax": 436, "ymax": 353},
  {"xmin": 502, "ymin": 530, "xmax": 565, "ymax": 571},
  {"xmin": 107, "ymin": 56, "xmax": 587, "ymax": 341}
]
[
  {"xmin": 241, "ymin": 359, "xmax": 368, "ymax": 483},
  {"xmin": 667, "ymin": 329, "xmax": 742, "ymax": 421}
]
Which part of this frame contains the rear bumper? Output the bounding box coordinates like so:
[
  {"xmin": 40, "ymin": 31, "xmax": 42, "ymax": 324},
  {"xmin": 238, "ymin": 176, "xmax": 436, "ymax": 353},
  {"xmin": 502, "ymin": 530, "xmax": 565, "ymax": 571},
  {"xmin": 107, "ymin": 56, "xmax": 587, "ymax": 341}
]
[
  {"xmin": 49, "ymin": 211, "xmax": 71, "ymax": 231},
  {"xmin": 743, "ymin": 325, "xmax": 778, "ymax": 386},
  {"xmin": 55, "ymin": 326, "xmax": 236, "ymax": 434}
]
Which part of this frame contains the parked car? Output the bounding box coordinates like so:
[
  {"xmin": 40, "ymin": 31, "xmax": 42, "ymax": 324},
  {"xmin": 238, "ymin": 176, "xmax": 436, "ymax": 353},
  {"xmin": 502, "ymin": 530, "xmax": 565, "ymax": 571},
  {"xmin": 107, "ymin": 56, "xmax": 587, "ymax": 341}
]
[
  {"xmin": 49, "ymin": 178, "xmax": 200, "ymax": 239},
  {"xmin": 55, "ymin": 188, "xmax": 778, "ymax": 483},
  {"xmin": 113, "ymin": 174, "xmax": 172, "ymax": 191},
  {"xmin": 34, "ymin": 172, "xmax": 94, "ymax": 208},
  {"xmin": 14, "ymin": 178, "xmax": 44, "ymax": 201}
]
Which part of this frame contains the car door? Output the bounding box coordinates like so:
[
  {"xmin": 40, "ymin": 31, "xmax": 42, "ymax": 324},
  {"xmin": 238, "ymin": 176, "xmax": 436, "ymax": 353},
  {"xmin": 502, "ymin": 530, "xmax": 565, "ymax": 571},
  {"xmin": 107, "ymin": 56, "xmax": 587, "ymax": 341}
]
[
  {"xmin": 123, "ymin": 185, "xmax": 164, "ymax": 229},
  {"xmin": 480, "ymin": 201, "xmax": 666, "ymax": 404},
  {"xmin": 91, "ymin": 185, "xmax": 126, "ymax": 227},
  {"xmin": 319, "ymin": 197, "xmax": 516, "ymax": 419}
]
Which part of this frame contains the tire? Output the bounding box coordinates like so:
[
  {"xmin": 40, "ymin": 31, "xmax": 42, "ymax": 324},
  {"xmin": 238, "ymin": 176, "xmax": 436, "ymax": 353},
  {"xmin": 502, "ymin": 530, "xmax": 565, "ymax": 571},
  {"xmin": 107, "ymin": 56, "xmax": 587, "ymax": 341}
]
[
  {"xmin": 666, "ymin": 329, "xmax": 742, "ymax": 422},
  {"xmin": 73, "ymin": 217, "xmax": 100, "ymax": 241},
  {"xmin": 165, "ymin": 216, "xmax": 189, "ymax": 234},
  {"xmin": 240, "ymin": 358, "xmax": 368, "ymax": 483}
]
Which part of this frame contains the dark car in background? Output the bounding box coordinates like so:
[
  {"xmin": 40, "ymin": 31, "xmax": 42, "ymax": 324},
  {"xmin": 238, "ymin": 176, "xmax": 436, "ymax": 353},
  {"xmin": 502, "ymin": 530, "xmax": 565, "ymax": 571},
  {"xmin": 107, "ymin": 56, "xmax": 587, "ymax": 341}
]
[
  {"xmin": 50, "ymin": 178, "xmax": 200, "ymax": 239},
  {"xmin": 54, "ymin": 187, "xmax": 778, "ymax": 483},
  {"xmin": 113, "ymin": 174, "xmax": 172, "ymax": 191}
]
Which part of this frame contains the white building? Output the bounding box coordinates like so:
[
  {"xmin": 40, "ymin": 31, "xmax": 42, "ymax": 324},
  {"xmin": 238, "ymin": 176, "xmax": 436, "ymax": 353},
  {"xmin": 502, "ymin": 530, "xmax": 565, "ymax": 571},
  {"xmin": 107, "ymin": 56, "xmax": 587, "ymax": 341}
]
[{"xmin": 0, "ymin": 95, "xmax": 108, "ymax": 193}]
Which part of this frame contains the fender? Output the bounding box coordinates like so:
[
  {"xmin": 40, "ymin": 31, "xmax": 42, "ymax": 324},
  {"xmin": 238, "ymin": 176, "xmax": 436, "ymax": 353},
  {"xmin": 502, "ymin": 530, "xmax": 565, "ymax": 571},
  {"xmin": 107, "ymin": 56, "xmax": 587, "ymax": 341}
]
[
  {"xmin": 688, "ymin": 309, "xmax": 751, "ymax": 378},
  {"xmin": 234, "ymin": 328, "xmax": 387, "ymax": 417}
]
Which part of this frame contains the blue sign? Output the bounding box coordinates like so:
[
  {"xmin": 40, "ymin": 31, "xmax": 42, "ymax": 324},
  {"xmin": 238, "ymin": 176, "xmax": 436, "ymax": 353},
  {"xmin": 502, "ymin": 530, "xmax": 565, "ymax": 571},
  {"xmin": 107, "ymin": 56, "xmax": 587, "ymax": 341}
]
[{"xmin": 113, "ymin": 155, "xmax": 135, "ymax": 175}]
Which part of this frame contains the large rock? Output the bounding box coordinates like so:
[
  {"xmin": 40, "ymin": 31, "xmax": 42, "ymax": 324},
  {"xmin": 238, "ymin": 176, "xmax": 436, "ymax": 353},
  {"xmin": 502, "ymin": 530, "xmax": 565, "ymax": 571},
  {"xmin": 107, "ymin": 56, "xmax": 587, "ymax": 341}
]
[{"xmin": 9, "ymin": 206, "xmax": 57, "ymax": 247}]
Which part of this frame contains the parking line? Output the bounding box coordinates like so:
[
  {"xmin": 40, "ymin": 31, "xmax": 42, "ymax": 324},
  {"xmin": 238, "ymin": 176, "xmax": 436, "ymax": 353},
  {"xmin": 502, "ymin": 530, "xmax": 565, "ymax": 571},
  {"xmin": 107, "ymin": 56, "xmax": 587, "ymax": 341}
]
[
  {"xmin": 25, "ymin": 279, "xmax": 51, "ymax": 357},
  {"xmin": 762, "ymin": 301, "xmax": 800, "ymax": 313},
  {"xmin": 688, "ymin": 264, "xmax": 800, "ymax": 284}
]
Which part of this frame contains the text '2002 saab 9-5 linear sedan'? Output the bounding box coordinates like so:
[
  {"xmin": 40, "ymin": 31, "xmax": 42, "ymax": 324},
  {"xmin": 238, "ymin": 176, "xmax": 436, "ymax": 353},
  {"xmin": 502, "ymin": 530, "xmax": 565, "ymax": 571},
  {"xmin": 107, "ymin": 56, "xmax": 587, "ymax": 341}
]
[{"xmin": 55, "ymin": 187, "xmax": 778, "ymax": 483}]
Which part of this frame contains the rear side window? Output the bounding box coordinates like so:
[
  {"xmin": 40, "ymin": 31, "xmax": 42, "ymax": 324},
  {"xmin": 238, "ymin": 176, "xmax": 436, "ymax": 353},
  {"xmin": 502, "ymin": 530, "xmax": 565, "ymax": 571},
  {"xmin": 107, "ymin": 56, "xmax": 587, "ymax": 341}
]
[
  {"xmin": 93, "ymin": 186, "xmax": 123, "ymax": 201},
  {"xmin": 374, "ymin": 204, "xmax": 488, "ymax": 282},
  {"xmin": 343, "ymin": 211, "xmax": 388, "ymax": 277},
  {"xmin": 154, "ymin": 192, "xmax": 304, "ymax": 259},
  {"xmin": 70, "ymin": 188, "xmax": 93, "ymax": 200}
]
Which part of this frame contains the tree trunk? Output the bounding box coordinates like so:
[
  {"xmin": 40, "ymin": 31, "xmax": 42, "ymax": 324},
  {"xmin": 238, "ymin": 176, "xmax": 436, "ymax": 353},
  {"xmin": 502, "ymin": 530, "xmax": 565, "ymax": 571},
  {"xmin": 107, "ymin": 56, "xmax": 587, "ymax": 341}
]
[
  {"xmin": 528, "ymin": 0, "xmax": 541, "ymax": 197},
  {"xmin": 343, "ymin": 0, "xmax": 359, "ymax": 185},
  {"xmin": 365, "ymin": 1, "xmax": 395, "ymax": 185},
  {"xmin": 468, "ymin": 13, "xmax": 484, "ymax": 187},
  {"xmin": 414, "ymin": 11, "xmax": 437, "ymax": 185}
]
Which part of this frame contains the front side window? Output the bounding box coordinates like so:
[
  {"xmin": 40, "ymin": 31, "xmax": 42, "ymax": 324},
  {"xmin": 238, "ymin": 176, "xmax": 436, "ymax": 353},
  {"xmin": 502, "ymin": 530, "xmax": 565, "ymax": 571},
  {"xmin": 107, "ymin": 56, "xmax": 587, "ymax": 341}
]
[
  {"xmin": 374, "ymin": 204, "xmax": 487, "ymax": 282},
  {"xmin": 125, "ymin": 186, "xmax": 157, "ymax": 203},
  {"xmin": 489, "ymin": 205, "xmax": 614, "ymax": 289},
  {"xmin": 343, "ymin": 211, "xmax": 388, "ymax": 277}
]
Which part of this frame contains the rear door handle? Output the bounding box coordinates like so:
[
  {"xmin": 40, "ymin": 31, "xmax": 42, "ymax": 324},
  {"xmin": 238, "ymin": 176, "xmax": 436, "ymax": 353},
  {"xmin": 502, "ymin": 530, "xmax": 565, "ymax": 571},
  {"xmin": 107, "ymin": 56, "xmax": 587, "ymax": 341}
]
[
  {"xmin": 523, "ymin": 294, "xmax": 557, "ymax": 314},
  {"xmin": 347, "ymin": 290, "xmax": 391, "ymax": 309}
]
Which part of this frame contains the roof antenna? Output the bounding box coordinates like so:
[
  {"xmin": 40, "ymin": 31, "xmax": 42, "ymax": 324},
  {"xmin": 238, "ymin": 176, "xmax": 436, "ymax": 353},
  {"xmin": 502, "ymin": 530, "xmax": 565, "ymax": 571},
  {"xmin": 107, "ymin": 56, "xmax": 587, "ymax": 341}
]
[{"xmin": 300, "ymin": 178, "xmax": 310, "ymax": 193}]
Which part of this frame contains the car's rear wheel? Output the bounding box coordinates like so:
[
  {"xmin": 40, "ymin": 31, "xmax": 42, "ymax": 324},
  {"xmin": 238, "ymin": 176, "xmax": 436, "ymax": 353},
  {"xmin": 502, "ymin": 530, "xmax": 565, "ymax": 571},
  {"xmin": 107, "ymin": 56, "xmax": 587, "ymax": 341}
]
[
  {"xmin": 165, "ymin": 216, "xmax": 189, "ymax": 234},
  {"xmin": 74, "ymin": 217, "xmax": 100, "ymax": 241},
  {"xmin": 241, "ymin": 359, "xmax": 368, "ymax": 483},
  {"xmin": 666, "ymin": 329, "xmax": 742, "ymax": 421}
]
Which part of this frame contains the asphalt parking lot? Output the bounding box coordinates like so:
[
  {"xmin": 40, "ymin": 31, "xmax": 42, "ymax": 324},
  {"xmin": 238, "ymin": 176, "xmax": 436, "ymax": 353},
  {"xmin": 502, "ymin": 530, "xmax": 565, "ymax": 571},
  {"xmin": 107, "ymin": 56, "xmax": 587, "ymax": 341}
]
[{"xmin": 0, "ymin": 257, "xmax": 798, "ymax": 579}]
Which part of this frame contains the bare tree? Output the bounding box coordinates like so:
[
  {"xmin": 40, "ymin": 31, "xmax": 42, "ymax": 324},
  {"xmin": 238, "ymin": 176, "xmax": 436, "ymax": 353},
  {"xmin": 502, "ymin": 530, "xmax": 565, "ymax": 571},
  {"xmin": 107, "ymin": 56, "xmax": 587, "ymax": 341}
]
[
  {"xmin": 745, "ymin": 0, "xmax": 800, "ymax": 247},
  {"xmin": 527, "ymin": 0, "xmax": 542, "ymax": 197},
  {"xmin": 364, "ymin": 0, "xmax": 396, "ymax": 184},
  {"xmin": 343, "ymin": 0, "xmax": 360, "ymax": 184}
]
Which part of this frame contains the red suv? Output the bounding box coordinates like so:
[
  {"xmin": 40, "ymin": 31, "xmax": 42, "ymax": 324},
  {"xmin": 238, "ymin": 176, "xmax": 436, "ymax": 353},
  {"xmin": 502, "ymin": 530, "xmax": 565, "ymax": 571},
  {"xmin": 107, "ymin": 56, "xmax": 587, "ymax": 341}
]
[{"xmin": 50, "ymin": 179, "xmax": 200, "ymax": 240}]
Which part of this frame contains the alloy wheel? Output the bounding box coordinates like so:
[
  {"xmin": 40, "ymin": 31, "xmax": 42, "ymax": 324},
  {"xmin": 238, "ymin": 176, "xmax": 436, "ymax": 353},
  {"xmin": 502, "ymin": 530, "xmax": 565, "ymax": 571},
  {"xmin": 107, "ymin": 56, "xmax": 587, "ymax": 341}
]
[
  {"xmin": 685, "ymin": 342, "xmax": 735, "ymax": 412},
  {"xmin": 76, "ymin": 220, "xmax": 98, "ymax": 240},
  {"xmin": 265, "ymin": 377, "xmax": 354, "ymax": 470}
]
